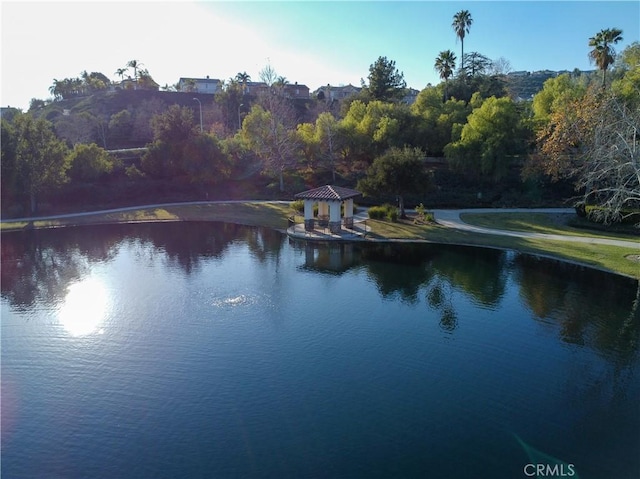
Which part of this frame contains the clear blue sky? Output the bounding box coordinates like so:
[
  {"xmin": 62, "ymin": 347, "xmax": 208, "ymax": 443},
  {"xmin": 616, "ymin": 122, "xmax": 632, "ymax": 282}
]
[{"xmin": 2, "ymin": 1, "xmax": 639, "ymax": 110}]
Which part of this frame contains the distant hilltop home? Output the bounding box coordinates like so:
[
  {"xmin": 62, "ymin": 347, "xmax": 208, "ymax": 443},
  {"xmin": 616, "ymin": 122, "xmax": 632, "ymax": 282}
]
[
  {"xmin": 177, "ymin": 76, "xmax": 223, "ymax": 94},
  {"xmin": 241, "ymin": 81, "xmax": 310, "ymax": 99},
  {"xmin": 281, "ymin": 82, "xmax": 310, "ymax": 99},
  {"xmin": 314, "ymin": 84, "xmax": 362, "ymax": 101}
]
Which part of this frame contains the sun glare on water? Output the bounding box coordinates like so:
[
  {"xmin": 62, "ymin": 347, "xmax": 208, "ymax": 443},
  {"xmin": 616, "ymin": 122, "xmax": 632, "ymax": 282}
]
[{"xmin": 58, "ymin": 278, "xmax": 110, "ymax": 336}]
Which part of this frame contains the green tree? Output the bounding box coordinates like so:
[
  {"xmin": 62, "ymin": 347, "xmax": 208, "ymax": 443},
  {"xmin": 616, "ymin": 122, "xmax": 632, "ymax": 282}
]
[
  {"xmin": 150, "ymin": 104, "xmax": 197, "ymax": 144},
  {"xmin": 612, "ymin": 42, "xmax": 640, "ymax": 106},
  {"xmin": 215, "ymin": 80, "xmax": 244, "ymax": 131},
  {"xmin": 452, "ymin": 10, "xmax": 473, "ymax": 71},
  {"xmin": 357, "ymin": 146, "xmax": 430, "ymax": 218},
  {"xmin": 141, "ymin": 105, "xmax": 197, "ymax": 178},
  {"xmin": 411, "ymin": 86, "xmax": 471, "ymax": 155},
  {"xmin": 181, "ymin": 134, "xmax": 232, "ymax": 186},
  {"xmin": 108, "ymin": 109, "xmax": 133, "ymax": 144},
  {"xmin": 462, "ymin": 52, "xmax": 491, "ymax": 77},
  {"xmin": 67, "ymin": 143, "xmax": 117, "ymax": 182},
  {"xmin": 588, "ymin": 28, "xmax": 623, "ymax": 87},
  {"xmin": 531, "ymin": 73, "xmax": 587, "ymax": 125},
  {"xmin": 241, "ymin": 102, "xmax": 299, "ymax": 191},
  {"xmin": 9, "ymin": 114, "xmax": 70, "ymax": 213},
  {"xmin": 365, "ymin": 56, "xmax": 407, "ymax": 102},
  {"xmin": 444, "ymin": 96, "xmax": 528, "ymax": 181},
  {"xmin": 434, "ymin": 50, "xmax": 457, "ymax": 100}
]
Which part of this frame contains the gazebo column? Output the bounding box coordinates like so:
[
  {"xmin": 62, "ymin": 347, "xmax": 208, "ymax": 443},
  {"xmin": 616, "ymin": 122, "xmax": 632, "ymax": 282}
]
[
  {"xmin": 304, "ymin": 199, "xmax": 315, "ymax": 231},
  {"xmin": 318, "ymin": 201, "xmax": 329, "ymax": 227},
  {"xmin": 329, "ymin": 200, "xmax": 341, "ymax": 233},
  {"xmin": 343, "ymin": 198, "xmax": 354, "ymax": 228}
]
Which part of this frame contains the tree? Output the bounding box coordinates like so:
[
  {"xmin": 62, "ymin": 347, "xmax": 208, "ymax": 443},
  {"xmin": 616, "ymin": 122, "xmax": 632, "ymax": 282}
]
[
  {"xmin": 365, "ymin": 56, "xmax": 407, "ymax": 102},
  {"xmin": 126, "ymin": 59, "xmax": 144, "ymax": 87},
  {"xmin": 611, "ymin": 42, "xmax": 640, "ymax": 105},
  {"xmin": 137, "ymin": 69, "xmax": 159, "ymax": 90},
  {"xmin": 150, "ymin": 104, "xmax": 197, "ymax": 144},
  {"xmin": 235, "ymin": 71, "xmax": 251, "ymax": 93},
  {"xmin": 259, "ymin": 63, "xmax": 278, "ymax": 87},
  {"xmin": 531, "ymin": 73, "xmax": 587, "ymax": 126},
  {"xmin": 215, "ymin": 80, "xmax": 244, "ymax": 132},
  {"xmin": 67, "ymin": 143, "xmax": 117, "ymax": 182},
  {"xmin": 462, "ymin": 52, "xmax": 491, "ymax": 77},
  {"xmin": 452, "ymin": 10, "xmax": 473, "ymax": 71},
  {"xmin": 357, "ymin": 146, "xmax": 431, "ymax": 218},
  {"xmin": 444, "ymin": 96, "xmax": 528, "ymax": 181},
  {"xmin": 115, "ymin": 67, "xmax": 128, "ymax": 81},
  {"xmin": 241, "ymin": 101, "xmax": 299, "ymax": 191},
  {"xmin": 488, "ymin": 57, "xmax": 513, "ymax": 76},
  {"xmin": 588, "ymin": 28, "xmax": 623, "ymax": 87},
  {"xmin": 434, "ymin": 50, "xmax": 457, "ymax": 100},
  {"xmin": 574, "ymin": 93, "xmax": 639, "ymax": 224},
  {"xmin": 531, "ymin": 87, "xmax": 639, "ymax": 224},
  {"xmin": 9, "ymin": 114, "xmax": 70, "ymax": 213}
]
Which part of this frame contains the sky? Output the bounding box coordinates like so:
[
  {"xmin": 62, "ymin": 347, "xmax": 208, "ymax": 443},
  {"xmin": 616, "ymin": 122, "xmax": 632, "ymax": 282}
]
[{"xmin": 1, "ymin": 0, "xmax": 639, "ymax": 110}]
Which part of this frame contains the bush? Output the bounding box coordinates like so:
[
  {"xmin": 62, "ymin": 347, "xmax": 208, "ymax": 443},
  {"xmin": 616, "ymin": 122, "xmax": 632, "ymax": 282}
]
[
  {"xmin": 368, "ymin": 203, "xmax": 398, "ymax": 222},
  {"xmin": 290, "ymin": 199, "xmax": 304, "ymax": 213}
]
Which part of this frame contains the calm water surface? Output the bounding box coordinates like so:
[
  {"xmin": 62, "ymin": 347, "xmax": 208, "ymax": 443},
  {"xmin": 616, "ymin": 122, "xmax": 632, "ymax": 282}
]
[{"xmin": 2, "ymin": 222, "xmax": 639, "ymax": 479}]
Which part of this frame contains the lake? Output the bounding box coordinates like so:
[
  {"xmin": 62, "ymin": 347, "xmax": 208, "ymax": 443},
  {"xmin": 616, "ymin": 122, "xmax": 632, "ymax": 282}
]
[{"xmin": 1, "ymin": 222, "xmax": 639, "ymax": 479}]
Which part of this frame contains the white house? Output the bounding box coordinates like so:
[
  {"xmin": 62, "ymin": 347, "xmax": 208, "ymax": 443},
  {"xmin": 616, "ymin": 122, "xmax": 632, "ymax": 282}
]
[{"xmin": 177, "ymin": 76, "xmax": 222, "ymax": 94}]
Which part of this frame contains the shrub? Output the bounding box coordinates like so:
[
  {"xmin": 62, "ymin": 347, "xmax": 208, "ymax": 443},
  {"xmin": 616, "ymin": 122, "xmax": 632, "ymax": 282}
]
[
  {"xmin": 368, "ymin": 203, "xmax": 398, "ymax": 222},
  {"xmin": 290, "ymin": 199, "xmax": 304, "ymax": 213}
]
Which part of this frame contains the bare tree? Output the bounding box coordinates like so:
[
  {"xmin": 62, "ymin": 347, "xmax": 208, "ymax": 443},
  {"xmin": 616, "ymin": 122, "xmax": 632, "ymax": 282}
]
[
  {"xmin": 575, "ymin": 92, "xmax": 639, "ymax": 225},
  {"xmin": 259, "ymin": 63, "xmax": 278, "ymax": 87}
]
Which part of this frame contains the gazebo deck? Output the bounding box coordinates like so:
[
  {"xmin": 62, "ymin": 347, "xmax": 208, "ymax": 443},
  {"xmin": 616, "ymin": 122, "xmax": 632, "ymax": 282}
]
[{"xmin": 287, "ymin": 212, "xmax": 370, "ymax": 242}]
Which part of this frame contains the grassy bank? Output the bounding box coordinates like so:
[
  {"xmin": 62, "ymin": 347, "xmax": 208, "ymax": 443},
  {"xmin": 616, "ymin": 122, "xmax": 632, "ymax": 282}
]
[
  {"xmin": 2, "ymin": 202, "xmax": 638, "ymax": 279},
  {"xmin": 365, "ymin": 218, "xmax": 639, "ymax": 279},
  {"xmin": 460, "ymin": 212, "xmax": 639, "ymax": 240},
  {"xmin": 0, "ymin": 202, "xmax": 293, "ymax": 232}
]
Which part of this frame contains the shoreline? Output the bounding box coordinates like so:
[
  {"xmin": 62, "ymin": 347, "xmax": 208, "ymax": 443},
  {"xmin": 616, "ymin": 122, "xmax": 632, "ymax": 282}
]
[{"xmin": 2, "ymin": 201, "xmax": 638, "ymax": 281}]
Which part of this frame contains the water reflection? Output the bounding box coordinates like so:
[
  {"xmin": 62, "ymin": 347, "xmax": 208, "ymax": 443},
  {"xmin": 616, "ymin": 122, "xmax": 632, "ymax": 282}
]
[
  {"xmin": 514, "ymin": 255, "xmax": 640, "ymax": 357},
  {"xmin": 58, "ymin": 277, "xmax": 109, "ymax": 336},
  {"xmin": 2, "ymin": 222, "xmax": 639, "ymax": 479},
  {"xmin": 2, "ymin": 223, "xmax": 639, "ymax": 358}
]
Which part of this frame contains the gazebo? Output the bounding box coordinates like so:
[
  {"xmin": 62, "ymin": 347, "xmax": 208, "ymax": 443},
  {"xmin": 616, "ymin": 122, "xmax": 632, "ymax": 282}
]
[{"xmin": 294, "ymin": 185, "xmax": 362, "ymax": 233}]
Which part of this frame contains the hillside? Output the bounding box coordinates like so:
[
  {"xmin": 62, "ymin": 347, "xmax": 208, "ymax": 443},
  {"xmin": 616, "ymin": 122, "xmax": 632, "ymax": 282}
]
[{"xmin": 31, "ymin": 89, "xmax": 315, "ymax": 150}]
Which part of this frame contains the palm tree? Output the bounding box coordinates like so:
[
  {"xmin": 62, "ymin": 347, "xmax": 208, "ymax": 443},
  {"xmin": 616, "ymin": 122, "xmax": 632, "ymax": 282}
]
[
  {"xmin": 126, "ymin": 60, "xmax": 144, "ymax": 88},
  {"xmin": 115, "ymin": 67, "xmax": 128, "ymax": 82},
  {"xmin": 235, "ymin": 71, "xmax": 251, "ymax": 93},
  {"xmin": 434, "ymin": 50, "xmax": 456, "ymax": 100},
  {"xmin": 452, "ymin": 10, "xmax": 473, "ymax": 72},
  {"xmin": 588, "ymin": 28, "xmax": 623, "ymax": 87}
]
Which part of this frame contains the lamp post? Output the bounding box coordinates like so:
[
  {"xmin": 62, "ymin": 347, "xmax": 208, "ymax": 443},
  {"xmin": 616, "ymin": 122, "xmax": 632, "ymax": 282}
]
[
  {"xmin": 238, "ymin": 103, "xmax": 244, "ymax": 130},
  {"xmin": 193, "ymin": 97, "xmax": 202, "ymax": 133}
]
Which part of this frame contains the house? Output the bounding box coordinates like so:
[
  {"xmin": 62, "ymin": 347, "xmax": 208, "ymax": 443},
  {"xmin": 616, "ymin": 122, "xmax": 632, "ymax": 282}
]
[
  {"xmin": 242, "ymin": 81, "xmax": 270, "ymax": 96},
  {"xmin": 314, "ymin": 84, "xmax": 362, "ymax": 102},
  {"xmin": 177, "ymin": 76, "xmax": 222, "ymax": 94},
  {"xmin": 281, "ymin": 82, "xmax": 310, "ymax": 99}
]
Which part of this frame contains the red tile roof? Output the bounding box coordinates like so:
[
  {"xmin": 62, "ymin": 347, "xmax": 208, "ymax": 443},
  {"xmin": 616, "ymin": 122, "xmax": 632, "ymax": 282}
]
[{"xmin": 295, "ymin": 185, "xmax": 361, "ymax": 201}]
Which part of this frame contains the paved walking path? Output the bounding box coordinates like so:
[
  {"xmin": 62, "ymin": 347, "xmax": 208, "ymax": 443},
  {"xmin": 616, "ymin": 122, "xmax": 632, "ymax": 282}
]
[
  {"xmin": 2, "ymin": 202, "xmax": 638, "ymax": 249},
  {"xmin": 432, "ymin": 208, "xmax": 639, "ymax": 249}
]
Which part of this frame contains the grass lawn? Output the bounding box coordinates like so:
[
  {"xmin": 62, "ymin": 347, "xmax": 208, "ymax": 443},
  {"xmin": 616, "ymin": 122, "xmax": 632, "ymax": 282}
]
[
  {"xmin": 0, "ymin": 202, "xmax": 294, "ymax": 232},
  {"xmin": 365, "ymin": 217, "xmax": 640, "ymax": 280},
  {"xmin": 460, "ymin": 212, "xmax": 639, "ymax": 241},
  {"xmin": 2, "ymin": 203, "xmax": 638, "ymax": 279}
]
